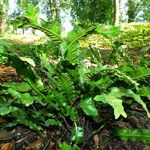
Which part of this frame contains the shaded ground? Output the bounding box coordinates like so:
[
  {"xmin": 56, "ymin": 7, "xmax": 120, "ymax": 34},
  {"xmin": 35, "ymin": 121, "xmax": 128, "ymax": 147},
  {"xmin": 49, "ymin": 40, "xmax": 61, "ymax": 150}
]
[{"xmin": 0, "ymin": 64, "xmax": 150, "ymax": 150}]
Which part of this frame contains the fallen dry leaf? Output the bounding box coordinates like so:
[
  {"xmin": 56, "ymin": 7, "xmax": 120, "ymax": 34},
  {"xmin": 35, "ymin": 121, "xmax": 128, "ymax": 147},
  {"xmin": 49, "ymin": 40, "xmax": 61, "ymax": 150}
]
[
  {"xmin": 0, "ymin": 117, "xmax": 7, "ymax": 124},
  {"xmin": 1, "ymin": 142, "xmax": 15, "ymax": 150},
  {"xmin": 93, "ymin": 134, "xmax": 100, "ymax": 150},
  {"xmin": 0, "ymin": 130, "xmax": 14, "ymax": 140},
  {"xmin": 25, "ymin": 139, "xmax": 43, "ymax": 150}
]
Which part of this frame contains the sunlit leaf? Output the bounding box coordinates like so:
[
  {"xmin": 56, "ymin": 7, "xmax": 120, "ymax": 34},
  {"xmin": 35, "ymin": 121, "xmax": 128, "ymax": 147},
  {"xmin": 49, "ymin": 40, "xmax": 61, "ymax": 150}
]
[
  {"xmin": 0, "ymin": 105, "xmax": 18, "ymax": 115},
  {"xmin": 7, "ymin": 88, "xmax": 34, "ymax": 106},
  {"xmin": 137, "ymin": 86, "xmax": 150, "ymax": 98},
  {"xmin": 94, "ymin": 87, "xmax": 127, "ymax": 119},
  {"xmin": 80, "ymin": 98, "xmax": 99, "ymax": 120},
  {"xmin": 3, "ymin": 82, "xmax": 31, "ymax": 92},
  {"xmin": 127, "ymin": 89, "xmax": 150, "ymax": 118},
  {"xmin": 59, "ymin": 142, "xmax": 79, "ymax": 150}
]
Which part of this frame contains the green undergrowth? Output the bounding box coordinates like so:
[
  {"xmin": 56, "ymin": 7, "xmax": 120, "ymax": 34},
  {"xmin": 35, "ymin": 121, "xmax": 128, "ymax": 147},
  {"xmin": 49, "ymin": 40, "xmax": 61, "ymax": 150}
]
[
  {"xmin": 119, "ymin": 23, "xmax": 150, "ymax": 48},
  {"xmin": 0, "ymin": 4, "xmax": 150, "ymax": 149},
  {"xmin": 79, "ymin": 22, "xmax": 150, "ymax": 49}
]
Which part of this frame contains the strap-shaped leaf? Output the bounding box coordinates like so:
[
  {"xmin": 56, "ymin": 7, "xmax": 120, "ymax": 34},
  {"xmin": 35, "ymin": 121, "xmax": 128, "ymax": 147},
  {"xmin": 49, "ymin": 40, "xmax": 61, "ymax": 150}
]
[
  {"xmin": 57, "ymin": 73, "xmax": 76, "ymax": 101},
  {"xmin": 24, "ymin": 4, "xmax": 40, "ymax": 23},
  {"xmin": 137, "ymin": 86, "xmax": 150, "ymax": 98},
  {"xmin": 67, "ymin": 26, "xmax": 95, "ymax": 48},
  {"xmin": 80, "ymin": 98, "xmax": 99, "ymax": 120},
  {"xmin": 3, "ymin": 82, "xmax": 31, "ymax": 92},
  {"xmin": 0, "ymin": 52, "xmax": 47, "ymax": 102},
  {"xmin": 127, "ymin": 89, "xmax": 150, "ymax": 118},
  {"xmin": 0, "ymin": 52, "xmax": 43, "ymax": 90},
  {"xmin": 114, "ymin": 129, "xmax": 150, "ymax": 144},
  {"xmin": 45, "ymin": 119, "xmax": 62, "ymax": 126},
  {"xmin": 0, "ymin": 103, "xmax": 18, "ymax": 115},
  {"xmin": 94, "ymin": 87, "xmax": 127, "ymax": 119},
  {"xmin": 66, "ymin": 26, "xmax": 95, "ymax": 62},
  {"xmin": 16, "ymin": 18, "xmax": 63, "ymax": 43},
  {"xmin": 13, "ymin": 3, "xmax": 63, "ymax": 44},
  {"xmin": 130, "ymin": 67, "xmax": 150, "ymax": 80},
  {"xmin": 59, "ymin": 142, "xmax": 79, "ymax": 150},
  {"xmin": 66, "ymin": 43, "xmax": 79, "ymax": 64},
  {"xmin": 7, "ymin": 88, "xmax": 34, "ymax": 106}
]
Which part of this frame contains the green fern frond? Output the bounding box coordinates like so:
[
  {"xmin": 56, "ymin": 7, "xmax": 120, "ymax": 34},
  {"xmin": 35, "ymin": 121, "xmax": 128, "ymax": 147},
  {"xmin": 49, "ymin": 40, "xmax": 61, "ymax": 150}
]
[
  {"xmin": 0, "ymin": 52, "xmax": 43, "ymax": 88},
  {"xmin": 57, "ymin": 73, "xmax": 76, "ymax": 102},
  {"xmin": 66, "ymin": 43, "xmax": 80, "ymax": 64},
  {"xmin": 0, "ymin": 52, "xmax": 47, "ymax": 102},
  {"xmin": 137, "ymin": 86, "xmax": 150, "ymax": 98},
  {"xmin": 65, "ymin": 26, "xmax": 95, "ymax": 63},
  {"xmin": 67, "ymin": 26, "xmax": 95, "ymax": 48},
  {"xmin": 45, "ymin": 118, "xmax": 62, "ymax": 126},
  {"xmin": 114, "ymin": 129, "xmax": 150, "ymax": 144},
  {"xmin": 18, "ymin": 19, "xmax": 63, "ymax": 43},
  {"xmin": 127, "ymin": 90, "xmax": 150, "ymax": 118},
  {"xmin": 131, "ymin": 67, "xmax": 150, "ymax": 80},
  {"xmin": 3, "ymin": 82, "xmax": 31, "ymax": 92},
  {"xmin": 6, "ymin": 88, "xmax": 34, "ymax": 106}
]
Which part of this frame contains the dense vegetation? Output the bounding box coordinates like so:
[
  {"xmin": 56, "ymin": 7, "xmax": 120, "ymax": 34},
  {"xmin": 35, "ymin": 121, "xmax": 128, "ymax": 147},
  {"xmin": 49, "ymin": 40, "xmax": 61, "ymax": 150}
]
[{"xmin": 0, "ymin": 1, "xmax": 150, "ymax": 149}]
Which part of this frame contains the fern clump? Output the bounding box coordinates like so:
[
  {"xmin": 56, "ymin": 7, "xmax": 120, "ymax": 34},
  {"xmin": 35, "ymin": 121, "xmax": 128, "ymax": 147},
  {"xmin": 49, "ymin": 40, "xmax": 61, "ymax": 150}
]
[{"xmin": 0, "ymin": 4, "xmax": 150, "ymax": 147}]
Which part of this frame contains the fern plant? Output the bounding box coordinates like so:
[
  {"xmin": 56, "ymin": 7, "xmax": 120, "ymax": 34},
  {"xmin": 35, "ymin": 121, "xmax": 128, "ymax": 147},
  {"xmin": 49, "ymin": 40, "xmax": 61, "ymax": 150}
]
[
  {"xmin": 0, "ymin": 3, "xmax": 150, "ymax": 146},
  {"xmin": 113, "ymin": 129, "xmax": 150, "ymax": 143}
]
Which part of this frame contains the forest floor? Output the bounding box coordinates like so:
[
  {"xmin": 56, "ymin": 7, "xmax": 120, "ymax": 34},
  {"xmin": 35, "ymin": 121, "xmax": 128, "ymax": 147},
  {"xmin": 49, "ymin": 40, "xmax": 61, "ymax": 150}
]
[
  {"xmin": 0, "ymin": 64, "xmax": 150, "ymax": 150},
  {"xmin": 0, "ymin": 34, "xmax": 47, "ymax": 45},
  {"xmin": 0, "ymin": 35, "xmax": 150, "ymax": 150}
]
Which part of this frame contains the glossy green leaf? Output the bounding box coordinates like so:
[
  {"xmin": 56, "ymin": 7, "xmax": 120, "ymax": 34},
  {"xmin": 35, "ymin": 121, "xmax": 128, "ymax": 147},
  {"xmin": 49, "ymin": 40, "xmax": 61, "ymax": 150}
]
[
  {"xmin": 127, "ymin": 89, "xmax": 150, "ymax": 118},
  {"xmin": 7, "ymin": 88, "xmax": 34, "ymax": 106},
  {"xmin": 16, "ymin": 118, "xmax": 42, "ymax": 131},
  {"xmin": 59, "ymin": 142, "xmax": 79, "ymax": 150},
  {"xmin": 59, "ymin": 142, "xmax": 73, "ymax": 150},
  {"xmin": 63, "ymin": 104, "xmax": 78, "ymax": 121},
  {"xmin": 0, "ymin": 52, "xmax": 44, "ymax": 90},
  {"xmin": 24, "ymin": 4, "xmax": 40, "ymax": 23},
  {"xmin": 0, "ymin": 105, "xmax": 18, "ymax": 115},
  {"xmin": 80, "ymin": 98, "xmax": 99, "ymax": 120},
  {"xmin": 137, "ymin": 86, "xmax": 150, "ymax": 98},
  {"xmin": 71, "ymin": 125, "xmax": 84, "ymax": 144},
  {"xmin": 3, "ymin": 82, "xmax": 31, "ymax": 92},
  {"xmin": 45, "ymin": 119, "xmax": 62, "ymax": 126},
  {"xmin": 94, "ymin": 87, "xmax": 127, "ymax": 119},
  {"xmin": 114, "ymin": 129, "xmax": 150, "ymax": 143},
  {"xmin": 131, "ymin": 67, "xmax": 150, "ymax": 80},
  {"xmin": 20, "ymin": 57, "xmax": 35, "ymax": 67}
]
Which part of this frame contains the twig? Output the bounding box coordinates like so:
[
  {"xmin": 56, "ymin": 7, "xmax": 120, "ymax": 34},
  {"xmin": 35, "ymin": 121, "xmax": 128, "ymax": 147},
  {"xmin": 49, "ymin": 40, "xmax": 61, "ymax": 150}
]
[
  {"xmin": 81, "ymin": 125, "xmax": 105, "ymax": 149},
  {"xmin": 59, "ymin": 115, "xmax": 72, "ymax": 133},
  {"xmin": 42, "ymin": 138, "xmax": 51, "ymax": 150}
]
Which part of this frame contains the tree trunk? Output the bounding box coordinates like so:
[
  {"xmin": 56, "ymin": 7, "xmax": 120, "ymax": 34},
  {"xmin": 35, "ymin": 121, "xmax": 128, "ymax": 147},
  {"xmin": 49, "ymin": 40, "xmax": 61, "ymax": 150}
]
[
  {"xmin": 0, "ymin": 15, "xmax": 7, "ymax": 33},
  {"xmin": 114, "ymin": 0, "xmax": 121, "ymax": 26},
  {"xmin": 0, "ymin": 0, "xmax": 9, "ymax": 33},
  {"xmin": 127, "ymin": 0, "xmax": 136, "ymax": 22},
  {"xmin": 48, "ymin": 0, "xmax": 57, "ymax": 21}
]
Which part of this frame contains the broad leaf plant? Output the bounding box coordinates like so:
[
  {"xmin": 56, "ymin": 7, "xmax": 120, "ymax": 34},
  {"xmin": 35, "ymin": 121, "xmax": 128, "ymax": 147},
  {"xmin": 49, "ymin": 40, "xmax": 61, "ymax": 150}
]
[{"xmin": 0, "ymin": 4, "xmax": 150, "ymax": 147}]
